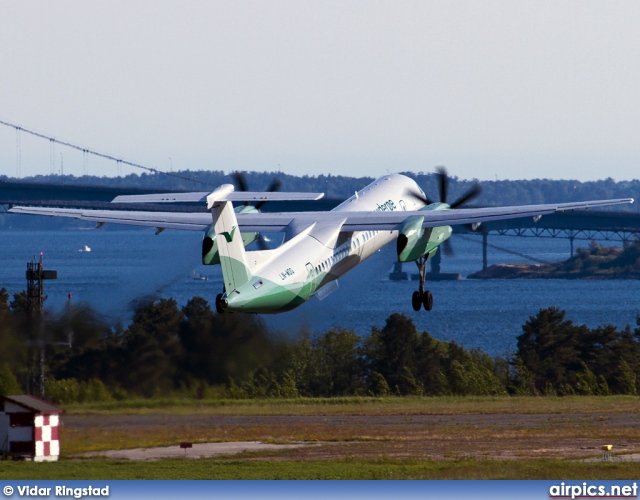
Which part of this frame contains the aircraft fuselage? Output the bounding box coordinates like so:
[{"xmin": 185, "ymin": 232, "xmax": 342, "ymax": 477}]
[{"xmin": 221, "ymin": 174, "xmax": 447, "ymax": 313}]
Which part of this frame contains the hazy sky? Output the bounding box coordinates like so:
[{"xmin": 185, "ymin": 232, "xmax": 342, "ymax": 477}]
[{"xmin": 1, "ymin": 1, "xmax": 639, "ymax": 181}]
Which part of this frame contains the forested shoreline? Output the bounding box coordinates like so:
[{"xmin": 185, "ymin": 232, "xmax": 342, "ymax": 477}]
[
  {"xmin": 2, "ymin": 169, "xmax": 639, "ymax": 209},
  {"xmin": 1, "ymin": 287, "xmax": 638, "ymax": 404}
]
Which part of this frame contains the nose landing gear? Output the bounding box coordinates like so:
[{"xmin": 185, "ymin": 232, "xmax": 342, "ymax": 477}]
[{"xmin": 411, "ymin": 256, "xmax": 433, "ymax": 311}]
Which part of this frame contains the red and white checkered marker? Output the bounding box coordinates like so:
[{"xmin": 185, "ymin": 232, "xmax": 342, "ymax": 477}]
[{"xmin": 34, "ymin": 415, "xmax": 60, "ymax": 460}]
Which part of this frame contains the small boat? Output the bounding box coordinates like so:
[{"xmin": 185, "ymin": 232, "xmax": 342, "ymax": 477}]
[
  {"xmin": 78, "ymin": 245, "xmax": 91, "ymax": 252},
  {"xmin": 191, "ymin": 270, "xmax": 208, "ymax": 281}
]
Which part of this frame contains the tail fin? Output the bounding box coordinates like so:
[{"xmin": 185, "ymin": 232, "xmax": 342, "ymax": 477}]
[
  {"xmin": 205, "ymin": 182, "xmax": 324, "ymax": 293},
  {"xmin": 210, "ymin": 193, "xmax": 253, "ymax": 292}
]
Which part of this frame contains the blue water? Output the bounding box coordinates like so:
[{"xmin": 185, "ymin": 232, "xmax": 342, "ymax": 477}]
[{"xmin": 1, "ymin": 228, "xmax": 639, "ymax": 355}]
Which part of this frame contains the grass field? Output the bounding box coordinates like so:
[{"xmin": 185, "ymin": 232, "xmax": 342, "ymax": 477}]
[
  {"xmin": 1, "ymin": 458, "xmax": 640, "ymax": 480},
  {"xmin": 63, "ymin": 394, "xmax": 640, "ymax": 416},
  {"xmin": 4, "ymin": 396, "xmax": 640, "ymax": 480}
]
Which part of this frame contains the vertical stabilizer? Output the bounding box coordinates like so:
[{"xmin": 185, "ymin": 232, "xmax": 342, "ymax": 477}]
[{"xmin": 209, "ymin": 187, "xmax": 253, "ymax": 292}]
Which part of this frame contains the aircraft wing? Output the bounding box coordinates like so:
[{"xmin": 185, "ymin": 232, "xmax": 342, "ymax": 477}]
[
  {"xmin": 234, "ymin": 198, "xmax": 634, "ymax": 231},
  {"xmin": 8, "ymin": 198, "xmax": 633, "ymax": 232},
  {"xmin": 7, "ymin": 206, "xmax": 213, "ymax": 231},
  {"xmin": 337, "ymin": 198, "xmax": 635, "ymax": 232}
]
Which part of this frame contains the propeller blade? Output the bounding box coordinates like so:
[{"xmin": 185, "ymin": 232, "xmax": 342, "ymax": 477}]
[
  {"xmin": 407, "ymin": 189, "xmax": 435, "ymax": 206},
  {"xmin": 436, "ymin": 166, "xmax": 448, "ymax": 204},
  {"xmin": 231, "ymin": 172, "xmax": 250, "ymax": 206},
  {"xmin": 255, "ymin": 178, "xmax": 282, "ymax": 210},
  {"xmin": 450, "ymin": 183, "xmax": 482, "ymax": 209},
  {"xmin": 267, "ymin": 178, "xmax": 282, "ymax": 192}
]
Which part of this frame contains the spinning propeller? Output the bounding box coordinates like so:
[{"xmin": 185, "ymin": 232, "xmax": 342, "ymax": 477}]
[
  {"xmin": 231, "ymin": 172, "xmax": 282, "ymax": 250},
  {"xmin": 410, "ymin": 167, "xmax": 482, "ymax": 256}
]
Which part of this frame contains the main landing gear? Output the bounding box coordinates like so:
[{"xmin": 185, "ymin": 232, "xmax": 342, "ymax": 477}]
[{"xmin": 411, "ymin": 256, "xmax": 433, "ymax": 312}]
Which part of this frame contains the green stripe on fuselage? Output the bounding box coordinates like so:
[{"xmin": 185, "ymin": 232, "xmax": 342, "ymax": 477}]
[
  {"xmin": 224, "ymin": 275, "xmax": 317, "ymax": 314},
  {"xmin": 221, "ymin": 261, "xmax": 343, "ymax": 314}
]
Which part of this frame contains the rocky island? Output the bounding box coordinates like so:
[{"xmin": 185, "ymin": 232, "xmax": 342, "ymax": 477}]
[{"xmin": 468, "ymin": 242, "xmax": 640, "ymax": 279}]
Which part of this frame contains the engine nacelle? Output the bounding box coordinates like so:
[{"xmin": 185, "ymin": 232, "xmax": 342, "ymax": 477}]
[
  {"xmin": 202, "ymin": 213, "xmax": 260, "ymax": 265},
  {"xmin": 397, "ymin": 215, "xmax": 431, "ymax": 262},
  {"xmin": 396, "ymin": 216, "xmax": 453, "ymax": 262},
  {"xmin": 202, "ymin": 224, "xmax": 220, "ymax": 265},
  {"xmin": 397, "ymin": 215, "xmax": 453, "ymax": 262}
]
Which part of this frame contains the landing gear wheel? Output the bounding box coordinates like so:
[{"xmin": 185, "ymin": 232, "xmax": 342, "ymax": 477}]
[
  {"xmin": 215, "ymin": 293, "xmax": 225, "ymax": 314},
  {"xmin": 411, "ymin": 291, "xmax": 422, "ymax": 311},
  {"xmin": 422, "ymin": 290, "xmax": 433, "ymax": 311}
]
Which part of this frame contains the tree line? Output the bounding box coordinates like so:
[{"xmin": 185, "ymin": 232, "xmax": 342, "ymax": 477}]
[
  {"xmin": 0, "ymin": 288, "xmax": 638, "ymax": 403},
  {"xmin": 3, "ymin": 169, "xmax": 639, "ymax": 210}
]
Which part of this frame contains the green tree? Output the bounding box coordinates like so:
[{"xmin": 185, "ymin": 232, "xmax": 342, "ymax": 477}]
[
  {"xmin": 120, "ymin": 298, "xmax": 185, "ymax": 396},
  {"xmin": 178, "ymin": 297, "xmax": 275, "ymax": 386},
  {"xmin": 369, "ymin": 372, "xmax": 391, "ymax": 396},
  {"xmin": 616, "ymin": 358, "xmax": 637, "ymax": 395},
  {"xmin": 312, "ymin": 328, "xmax": 362, "ymax": 396},
  {"xmin": 363, "ymin": 313, "xmax": 421, "ymax": 395},
  {"xmin": 516, "ymin": 307, "xmax": 580, "ymax": 392},
  {"xmin": 511, "ymin": 356, "xmax": 536, "ymax": 395},
  {"xmin": 279, "ymin": 370, "xmax": 300, "ymax": 398},
  {"xmin": 0, "ymin": 363, "xmax": 21, "ymax": 396},
  {"xmin": 0, "ymin": 288, "xmax": 10, "ymax": 316}
]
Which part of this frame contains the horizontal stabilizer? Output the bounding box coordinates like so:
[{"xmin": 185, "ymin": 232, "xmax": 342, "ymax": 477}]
[
  {"xmin": 112, "ymin": 190, "xmax": 324, "ymax": 204},
  {"xmin": 112, "ymin": 192, "xmax": 209, "ymax": 203}
]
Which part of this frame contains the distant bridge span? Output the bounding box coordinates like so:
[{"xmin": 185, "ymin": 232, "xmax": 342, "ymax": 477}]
[{"xmin": 453, "ymin": 210, "xmax": 640, "ymax": 270}]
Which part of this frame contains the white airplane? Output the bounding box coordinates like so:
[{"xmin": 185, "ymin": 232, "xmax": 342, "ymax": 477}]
[{"xmin": 8, "ymin": 172, "xmax": 633, "ymax": 314}]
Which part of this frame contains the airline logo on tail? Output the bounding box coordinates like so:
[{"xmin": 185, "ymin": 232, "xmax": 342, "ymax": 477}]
[{"xmin": 219, "ymin": 226, "xmax": 237, "ymax": 243}]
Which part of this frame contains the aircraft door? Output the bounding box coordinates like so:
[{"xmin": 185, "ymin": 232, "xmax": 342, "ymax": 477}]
[{"xmin": 302, "ymin": 262, "xmax": 316, "ymax": 300}]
